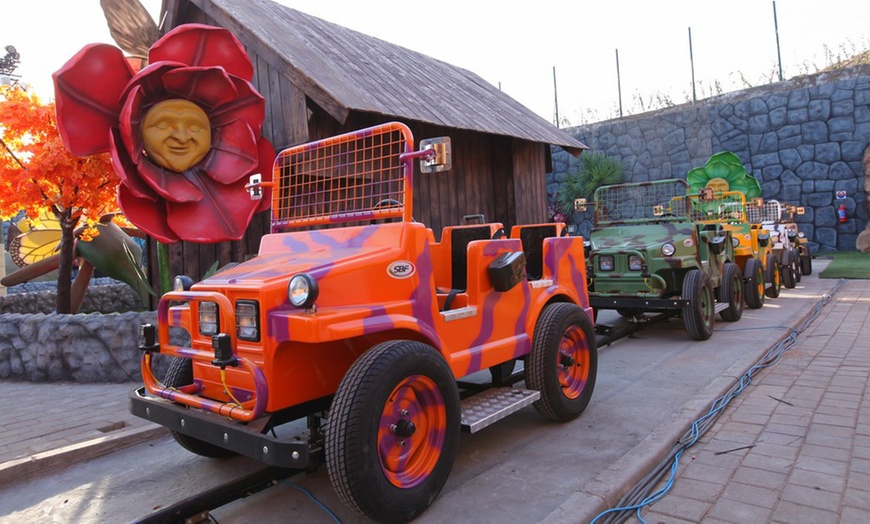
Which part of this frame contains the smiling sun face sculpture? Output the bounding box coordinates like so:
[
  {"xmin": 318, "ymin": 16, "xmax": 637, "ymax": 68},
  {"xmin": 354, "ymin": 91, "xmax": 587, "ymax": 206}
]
[{"xmin": 142, "ymin": 99, "xmax": 212, "ymax": 172}]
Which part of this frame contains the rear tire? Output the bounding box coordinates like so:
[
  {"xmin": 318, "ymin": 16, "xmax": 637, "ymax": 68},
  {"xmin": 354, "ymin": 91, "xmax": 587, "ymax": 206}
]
[
  {"xmin": 764, "ymin": 253, "xmax": 781, "ymax": 298},
  {"xmin": 526, "ymin": 303, "xmax": 598, "ymax": 421},
  {"xmin": 164, "ymin": 358, "xmax": 236, "ymax": 458},
  {"xmin": 792, "ymin": 249, "xmax": 802, "ymax": 283},
  {"xmin": 325, "ymin": 341, "xmax": 460, "ymax": 523},
  {"xmin": 800, "ymin": 248, "xmax": 813, "ymax": 275},
  {"xmin": 744, "ymin": 258, "xmax": 765, "ymax": 309},
  {"xmin": 718, "ymin": 262, "xmax": 743, "ymax": 322},
  {"xmin": 781, "ymin": 251, "xmax": 797, "ymax": 289},
  {"xmin": 683, "ymin": 269, "xmax": 715, "ymax": 340}
]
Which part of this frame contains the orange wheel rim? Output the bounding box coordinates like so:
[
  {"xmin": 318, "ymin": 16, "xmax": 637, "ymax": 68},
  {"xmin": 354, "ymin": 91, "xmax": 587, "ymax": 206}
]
[
  {"xmin": 558, "ymin": 325, "xmax": 591, "ymax": 400},
  {"xmin": 378, "ymin": 375, "xmax": 446, "ymax": 488}
]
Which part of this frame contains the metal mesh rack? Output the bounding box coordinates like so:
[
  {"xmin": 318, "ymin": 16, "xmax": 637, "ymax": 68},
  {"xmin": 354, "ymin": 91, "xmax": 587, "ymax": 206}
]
[
  {"xmin": 271, "ymin": 123, "xmax": 413, "ymax": 231},
  {"xmin": 746, "ymin": 199, "xmax": 782, "ymax": 223},
  {"xmin": 593, "ymin": 179, "xmax": 690, "ymax": 226},
  {"xmin": 686, "ymin": 191, "xmax": 748, "ymax": 223}
]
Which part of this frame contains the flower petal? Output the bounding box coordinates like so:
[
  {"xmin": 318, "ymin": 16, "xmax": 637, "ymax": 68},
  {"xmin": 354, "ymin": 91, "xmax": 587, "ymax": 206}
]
[
  {"xmin": 136, "ymin": 161, "xmax": 205, "ymax": 203},
  {"xmin": 118, "ymin": 184, "xmax": 180, "ymax": 244},
  {"xmin": 121, "ymin": 61, "xmax": 185, "ymax": 101},
  {"xmin": 110, "ymin": 129, "xmax": 156, "ymax": 202},
  {"xmin": 149, "ymin": 24, "xmax": 254, "ymax": 81},
  {"xmin": 53, "ymin": 44, "xmax": 133, "ymax": 156},
  {"xmin": 209, "ymin": 77, "xmax": 265, "ymax": 132},
  {"xmin": 162, "ymin": 67, "xmax": 239, "ymax": 110},
  {"xmin": 166, "ymin": 172, "xmax": 259, "ymax": 242},
  {"xmin": 202, "ymin": 119, "xmax": 258, "ymax": 184},
  {"xmin": 118, "ymin": 85, "xmax": 146, "ymax": 164}
]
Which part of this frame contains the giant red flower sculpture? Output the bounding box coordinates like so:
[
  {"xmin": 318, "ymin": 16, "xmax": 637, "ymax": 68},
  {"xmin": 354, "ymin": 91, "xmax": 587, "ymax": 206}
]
[{"xmin": 53, "ymin": 23, "xmax": 273, "ymax": 243}]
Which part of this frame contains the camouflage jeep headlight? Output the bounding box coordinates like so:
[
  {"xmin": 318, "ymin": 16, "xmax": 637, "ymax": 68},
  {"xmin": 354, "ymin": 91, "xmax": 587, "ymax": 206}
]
[
  {"xmin": 661, "ymin": 243, "xmax": 676, "ymax": 256},
  {"xmin": 628, "ymin": 255, "xmax": 644, "ymax": 271},
  {"xmin": 288, "ymin": 274, "xmax": 319, "ymax": 309},
  {"xmin": 199, "ymin": 302, "xmax": 219, "ymax": 336},
  {"xmin": 599, "ymin": 255, "xmax": 615, "ymax": 271}
]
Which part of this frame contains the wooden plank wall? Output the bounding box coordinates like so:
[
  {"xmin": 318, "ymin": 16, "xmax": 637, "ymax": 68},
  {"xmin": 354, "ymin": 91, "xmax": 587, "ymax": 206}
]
[{"xmin": 147, "ymin": 2, "xmax": 551, "ymax": 300}]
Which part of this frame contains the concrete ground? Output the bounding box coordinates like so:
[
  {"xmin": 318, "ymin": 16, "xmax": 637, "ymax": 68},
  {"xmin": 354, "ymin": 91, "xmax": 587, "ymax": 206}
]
[{"xmin": 1, "ymin": 260, "xmax": 868, "ymax": 523}]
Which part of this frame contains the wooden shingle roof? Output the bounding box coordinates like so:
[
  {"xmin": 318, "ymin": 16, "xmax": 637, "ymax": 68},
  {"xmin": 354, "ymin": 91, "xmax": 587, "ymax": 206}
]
[{"xmin": 188, "ymin": 0, "xmax": 587, "ymax": 153}]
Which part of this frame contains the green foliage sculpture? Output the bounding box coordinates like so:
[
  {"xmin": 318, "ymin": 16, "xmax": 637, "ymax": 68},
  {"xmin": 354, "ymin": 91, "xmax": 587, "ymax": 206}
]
[{"xmin": 686, "ymin": 151, "xmax": 762, "ymax": 199}]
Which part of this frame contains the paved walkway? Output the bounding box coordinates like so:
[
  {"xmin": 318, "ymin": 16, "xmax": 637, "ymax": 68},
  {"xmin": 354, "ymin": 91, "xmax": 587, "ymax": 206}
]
[
  {"xmin": 0, "ymin": 382, "xmax": 159, "ymax": 485},
  {"xmin": 599, "ymin": 278, "xmax": 870, "ymax": 523}
]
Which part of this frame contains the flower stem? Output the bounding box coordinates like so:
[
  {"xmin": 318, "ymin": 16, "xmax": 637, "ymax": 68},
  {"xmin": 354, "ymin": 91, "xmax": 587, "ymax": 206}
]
[{"xmin": 157, "ymin": 241, "xmax": 172, "ymax": 295}]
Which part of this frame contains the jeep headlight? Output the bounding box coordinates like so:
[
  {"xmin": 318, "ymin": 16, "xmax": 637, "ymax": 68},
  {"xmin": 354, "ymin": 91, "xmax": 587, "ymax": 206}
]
[
  {"xmin": 288, "ymin": 274, "xmax": 319, "ymax": 308},
  {"xmin": 599, "ymin": 255, "xmax": 615, "ymax": 271},
  {"xmin": 628, "ymin": 255, "xmax": 643, "ymax": 271},
  {"xmin": 236, "ymin": 300, "xmax": 260, "ymax": 341},
  {"xmin": 199, "ymin": 301, "xmax": 219, "ymax": 336},
  {"xmin": 661, "ymin": 243, "xmax": 676, "ymax": 256},
  {"xmin": 173, "ymin": 275, "xmax": 194, "ymax": 292}
]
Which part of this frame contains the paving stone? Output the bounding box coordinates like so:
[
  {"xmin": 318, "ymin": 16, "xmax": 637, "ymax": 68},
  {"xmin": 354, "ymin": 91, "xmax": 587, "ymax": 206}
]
[{"xmin": 782, "ymin": 483, "xmax": 842, "ymax": 512}]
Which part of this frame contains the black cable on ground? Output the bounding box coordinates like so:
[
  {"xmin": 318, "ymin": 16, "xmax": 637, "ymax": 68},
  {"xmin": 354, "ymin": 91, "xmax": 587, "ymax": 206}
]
[{"xmin": 590, "ymin": 278, "xmax": 846, "ymax": 524}]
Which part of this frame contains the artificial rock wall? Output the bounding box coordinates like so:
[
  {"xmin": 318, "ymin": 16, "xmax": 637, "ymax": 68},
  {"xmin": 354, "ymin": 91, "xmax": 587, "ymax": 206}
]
[{"xmin": 550, "ymin": 64, "xmax": 870, "ymax": 253}]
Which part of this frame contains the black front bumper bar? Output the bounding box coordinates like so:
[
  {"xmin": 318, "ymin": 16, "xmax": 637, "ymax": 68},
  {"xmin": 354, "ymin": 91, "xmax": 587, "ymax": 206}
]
[
  {"xmin": 129, "ymin": 387, "xmax": 311, "ymax": 468},
  {"xmin": 589, "ymin": 296, "xmax": 689, "ymax": 310}
]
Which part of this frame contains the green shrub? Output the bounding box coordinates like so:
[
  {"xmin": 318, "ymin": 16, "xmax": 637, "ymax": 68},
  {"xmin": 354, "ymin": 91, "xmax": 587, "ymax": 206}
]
[{"xmin": 554, "ymin": 151, "xmax": 625, "ymax": 215}]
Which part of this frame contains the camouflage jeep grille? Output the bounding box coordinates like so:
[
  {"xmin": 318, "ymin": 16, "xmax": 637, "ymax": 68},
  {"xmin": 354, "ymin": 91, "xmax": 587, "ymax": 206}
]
[{"xmin": 593, "ymin": 179, "xmax": 690, "ymax": 226}]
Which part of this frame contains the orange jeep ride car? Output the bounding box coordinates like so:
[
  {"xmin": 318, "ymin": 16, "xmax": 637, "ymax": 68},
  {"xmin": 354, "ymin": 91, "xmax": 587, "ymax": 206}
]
[{"xmin": 130, "ymin": 122, "xmax": 597, "ymax": 522}]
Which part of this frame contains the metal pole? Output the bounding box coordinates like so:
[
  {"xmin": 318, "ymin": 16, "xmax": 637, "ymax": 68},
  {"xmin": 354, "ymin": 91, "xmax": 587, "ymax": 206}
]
[
  {"xmin": 688, "ymin": 27, "xmax": 696, "ymax": 104},
  {"xmin": 773, "ymin": 1, "xmax": 784, "ymax": 81},
  {"xmin": 616, "ymin": 49, "xmax": 623, "ymax": 118},
  {"xmin": 553, "ymin": 66, "xmax": 560, "ymax": 127}
]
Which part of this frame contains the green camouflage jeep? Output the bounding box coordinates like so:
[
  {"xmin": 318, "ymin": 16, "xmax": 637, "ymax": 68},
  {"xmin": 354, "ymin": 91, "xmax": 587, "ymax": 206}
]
[{"xmin": 582, "ymin": 179, "xmax": 743, "ymax": 341}]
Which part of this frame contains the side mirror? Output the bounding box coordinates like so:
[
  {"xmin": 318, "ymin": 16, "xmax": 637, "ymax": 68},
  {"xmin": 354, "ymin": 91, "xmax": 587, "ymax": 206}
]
[
  {"xmin": 419, "ymin": 137, "xmax": 452, "ymax": 173},
  {"xmin": 709, "ymin": 235, "xmax": 726, "ymax": 255},
  {"xmin": 574, "ymin": 198, "xmax": 587, "ymax": 212}
]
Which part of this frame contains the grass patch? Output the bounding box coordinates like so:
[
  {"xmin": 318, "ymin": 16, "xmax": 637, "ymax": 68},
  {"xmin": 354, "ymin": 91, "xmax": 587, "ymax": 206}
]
[{"xmin": 818, "ymin": 251, "xmax": 870, "ymax": 279}]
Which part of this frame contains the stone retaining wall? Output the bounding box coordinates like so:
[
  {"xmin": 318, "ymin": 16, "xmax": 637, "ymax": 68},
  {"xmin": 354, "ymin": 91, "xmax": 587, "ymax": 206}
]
[
  {"xmin": 0, "ymin": 311, "xmax": 172, "ymax": 382},
  {"xmin": 551, "ymin": 64, "xmax": 870, "ymax": 252}
]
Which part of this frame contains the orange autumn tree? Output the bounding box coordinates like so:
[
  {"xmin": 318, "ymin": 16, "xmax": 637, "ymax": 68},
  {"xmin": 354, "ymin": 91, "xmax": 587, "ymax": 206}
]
[{"xmin": 0, "ymin": 85, "xmax": 119, "ymax": 313}]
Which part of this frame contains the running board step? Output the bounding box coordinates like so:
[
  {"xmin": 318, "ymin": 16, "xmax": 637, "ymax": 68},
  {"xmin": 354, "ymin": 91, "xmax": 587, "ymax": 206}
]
[
  {"xmin": 460, "ymin": 387, "xmax": 540, "ymax": 433},
  {"xmin": 714, "ymin": 302, "xmax": 729, "ymax": 313}
]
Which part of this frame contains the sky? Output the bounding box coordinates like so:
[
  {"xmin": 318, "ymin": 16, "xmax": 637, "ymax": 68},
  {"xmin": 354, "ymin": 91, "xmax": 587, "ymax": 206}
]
[{"xmin": 3, "ymin": 1, "xmax": 869, "ymax": 126}]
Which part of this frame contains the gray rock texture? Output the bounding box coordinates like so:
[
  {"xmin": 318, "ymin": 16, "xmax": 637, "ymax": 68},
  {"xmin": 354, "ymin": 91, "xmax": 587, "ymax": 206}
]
[{"xmin": 550, "ymin": 64, "xmax": 870, "ymax": 253}]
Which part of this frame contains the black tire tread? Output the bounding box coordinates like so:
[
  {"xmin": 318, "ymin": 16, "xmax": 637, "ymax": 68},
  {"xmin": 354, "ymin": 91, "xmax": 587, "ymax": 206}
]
[
  {"xmin": 718, "ymin": 262, "xmax": 743, "ymax": 322},
  {"xmin": 683, "ymin": 269, "xmax": 714, "ymax": 340},
  {"xmin": 526, "ymin": 303, "xmax": 598, "ymax": 422},
  {"xmin": 325, "ymin": 340, "xmax": 459, "ymax": 523},
  {"xmin": 744, "ymin": 258, "xmax": 765, "ymax": 309}
]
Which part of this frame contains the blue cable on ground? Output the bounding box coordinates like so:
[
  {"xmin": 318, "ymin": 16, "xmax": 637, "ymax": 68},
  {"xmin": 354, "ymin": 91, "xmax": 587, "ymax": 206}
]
[
  {"xmin": 281, "ymin": 479, "xmax": 343, "ymax": 523},
  {"xmin": 590, "ymin": 279, "xmax": 845, "ymax": 524}
]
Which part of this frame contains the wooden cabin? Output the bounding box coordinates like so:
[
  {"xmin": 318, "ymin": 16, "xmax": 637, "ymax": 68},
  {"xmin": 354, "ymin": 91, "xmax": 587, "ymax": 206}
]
[{"xmin": 154, "ymin": 0, "xmax": 587, "ymax": 284}]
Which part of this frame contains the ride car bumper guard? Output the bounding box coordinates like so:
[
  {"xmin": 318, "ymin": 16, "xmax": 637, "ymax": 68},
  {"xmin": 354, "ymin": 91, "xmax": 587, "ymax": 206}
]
[{"xmin": 129, "ymin": 387, "xmax": 311, "ymax": 468}]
